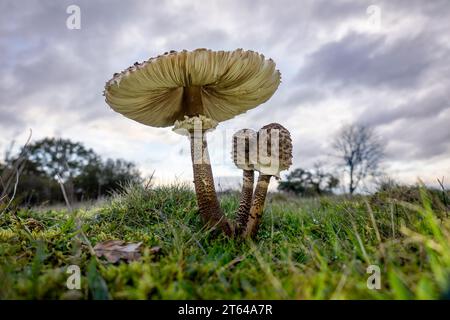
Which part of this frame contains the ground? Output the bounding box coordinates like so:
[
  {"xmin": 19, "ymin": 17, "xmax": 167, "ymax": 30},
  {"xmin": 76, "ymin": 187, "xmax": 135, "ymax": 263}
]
[{"xmin": 0, "ymin": 184, "xmax": 449, "ymax": 299}]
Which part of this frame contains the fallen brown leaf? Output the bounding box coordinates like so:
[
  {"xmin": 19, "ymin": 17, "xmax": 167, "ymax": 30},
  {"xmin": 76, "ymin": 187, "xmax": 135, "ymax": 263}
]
[
  {"xmin": 24, "ymin": 218, "xmax": 45, "ymax": 232},
  {"xmin": 93, "ymin": 240, "xmax": 142, "ymax": 263},
  {"xmin": 149, "ymin": 246, "xmax": 162, "ymax": 255}
]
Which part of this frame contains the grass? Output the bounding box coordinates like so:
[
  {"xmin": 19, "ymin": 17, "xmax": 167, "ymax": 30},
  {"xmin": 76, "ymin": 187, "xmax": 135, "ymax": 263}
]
[{"xmin": 0, "ymin": 183, "xmax": 449, "ymax": 300}]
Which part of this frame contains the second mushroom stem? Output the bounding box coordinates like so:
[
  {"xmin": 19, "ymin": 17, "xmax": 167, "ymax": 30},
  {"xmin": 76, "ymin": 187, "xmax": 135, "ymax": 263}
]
[
  {"xmin": 241, "ymin": 174, "xmax": 272, "ymax": 238},
  {"xmin": 235, "ymin": 169, "xmax": 255, "ymax": 234},
  {"xmin": 190, "ymin": 132, "xmax": 234, "ymax": 236}
]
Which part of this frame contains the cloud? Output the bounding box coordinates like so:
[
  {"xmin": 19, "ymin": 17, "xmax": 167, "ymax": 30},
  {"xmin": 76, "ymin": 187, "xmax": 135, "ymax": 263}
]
[
  {"xmin": 0, "ymin": 0, "xmax": 449, "ymax": 187},
  {"xmin": 382, "ymin": 109, "xmax": 450, "ymax": 160},
  {"xmin": 361, "ymin": 86, "xmax": 450, "ymax": 127},
  {"xmin": 297, "ymin": 32, "xmax": 439, "ymax": 90}
]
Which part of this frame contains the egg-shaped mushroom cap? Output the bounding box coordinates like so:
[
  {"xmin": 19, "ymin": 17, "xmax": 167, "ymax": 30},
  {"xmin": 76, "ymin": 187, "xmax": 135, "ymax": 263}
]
[
  {"xmin": 255, "ymin": 123, "xmax": 293, "ymax": 177},
  {"xmin": 104, "ymin": 48, "xmax": 281, "ymax": 127},
  {"xmin": 232, "ymin": 128, "xmax": 258, "ymax": 171}
]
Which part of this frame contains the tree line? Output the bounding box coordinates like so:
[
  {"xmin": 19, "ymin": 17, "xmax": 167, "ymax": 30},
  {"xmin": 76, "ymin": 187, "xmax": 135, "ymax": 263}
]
[
  {"xmin": 0, "ymin": 122, "xmax": 385, "ymax": 207},
  {"xmin": 0, "ymin": 137, "xmax": 141, "ymax": 206}
]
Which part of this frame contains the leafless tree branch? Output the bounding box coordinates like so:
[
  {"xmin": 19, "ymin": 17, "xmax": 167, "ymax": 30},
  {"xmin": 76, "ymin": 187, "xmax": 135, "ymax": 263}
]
[
  {"xmin": 332, "ymin": 124, "xmax": 384, "ymax": 194},
  {"xmin": 0, "ymin": 129, "xmax": 33, "ymax": 216}
]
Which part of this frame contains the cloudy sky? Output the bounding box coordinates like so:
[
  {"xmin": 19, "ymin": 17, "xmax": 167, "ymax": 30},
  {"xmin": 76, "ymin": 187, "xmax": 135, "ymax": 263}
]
[{"xmin": 1, "ymin": 0, "xmax": 449, "ymax": 190}]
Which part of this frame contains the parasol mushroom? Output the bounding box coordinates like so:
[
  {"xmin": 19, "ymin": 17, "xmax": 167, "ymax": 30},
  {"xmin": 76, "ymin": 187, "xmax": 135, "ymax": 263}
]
[
  {"xmin": 231, "ymin": 128, "xmax": 257, "ymax": 233},
  {"xmin": 241, "ymin": 123, "xmax": 292, "ymax": 238},
  {"xmin": 104, "ymin": 49, "xmax": 281, "ymax": 236}
]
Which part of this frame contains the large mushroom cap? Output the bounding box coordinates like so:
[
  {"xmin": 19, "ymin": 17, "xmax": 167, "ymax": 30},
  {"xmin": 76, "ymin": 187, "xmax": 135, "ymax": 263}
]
[{"xmin": 104, "ymin": 48, "xmax": 281, "ymax": 127}]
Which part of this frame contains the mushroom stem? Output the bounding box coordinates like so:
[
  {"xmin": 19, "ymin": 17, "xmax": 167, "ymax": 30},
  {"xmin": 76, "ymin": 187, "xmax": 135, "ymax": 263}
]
[
  {"xmin": 183, "ymin": 86, "xmax": 204, "ymax": 116},
  {"xmin": 235, "ymin": 169, "xmax": 255, "ymax": 233},
  {"xmin": 189, "ymin": 132, "xmax": 233, "ymax": 236},
  {"xmin": 241, "ymin": 174, "xmax": 271, "ymax": 238}
]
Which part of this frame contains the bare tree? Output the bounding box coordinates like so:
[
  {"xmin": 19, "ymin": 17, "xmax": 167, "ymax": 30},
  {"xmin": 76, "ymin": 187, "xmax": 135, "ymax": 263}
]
[{"xmin": 332, "ymin": 124, "xmax": 384, "ymax": 194}]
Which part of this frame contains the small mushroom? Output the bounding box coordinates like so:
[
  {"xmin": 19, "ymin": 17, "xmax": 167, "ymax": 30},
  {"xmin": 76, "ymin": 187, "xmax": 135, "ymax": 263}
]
[
  {"xmin": 231, "ymin": 129, "xmax": 257, "ymax": 233},
  {"xmin": 104, "ymin": 49, "xmax": 281, "ymax": 236},
  {"xmin": 241, "ymin": 123, "xmax": 293, "ymax": 238}
]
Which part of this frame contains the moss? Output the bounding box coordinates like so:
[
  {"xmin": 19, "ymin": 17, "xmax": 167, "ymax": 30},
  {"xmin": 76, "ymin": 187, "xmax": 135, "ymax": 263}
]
[{"xmin": 0, "ymin": 183, "xmax": 449, "ymax": 299}]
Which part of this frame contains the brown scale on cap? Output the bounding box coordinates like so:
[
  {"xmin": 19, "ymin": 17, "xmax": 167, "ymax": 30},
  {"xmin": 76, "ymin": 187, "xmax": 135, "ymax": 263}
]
[{"xmin": 242, "ymin": 123, "xmax": 293, "ymax": 238}]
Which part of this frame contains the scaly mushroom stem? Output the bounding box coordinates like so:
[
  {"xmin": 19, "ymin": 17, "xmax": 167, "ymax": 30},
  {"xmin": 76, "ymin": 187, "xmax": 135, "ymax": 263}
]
[
  {"xmin": 235, "ymin": 169, "xmax": 255, "ymax": 233},
  {"xmin": 241, "ymin": 174, "xmax": 271, "ymax": 238},
  {"xmin": 189, "ymin": 132, "xmax": 233, "ymax": 236},
  {"xmin": 231, "ymin": 128, "xmax": 257, "ymax": 236}
]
